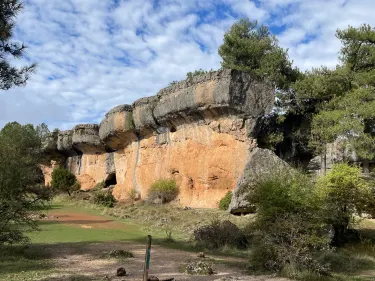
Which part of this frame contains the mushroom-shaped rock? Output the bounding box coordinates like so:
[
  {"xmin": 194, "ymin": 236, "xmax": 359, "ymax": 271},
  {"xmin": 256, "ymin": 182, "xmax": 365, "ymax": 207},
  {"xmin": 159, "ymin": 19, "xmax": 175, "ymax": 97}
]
[
  {"xmin": 153, "ymin": 69, "xmax": 273, "ymax": 131},
  {"xmin": 57, "ymin": 130, "xmax": 76, "ymax": 156},
  {"xmin": 72, "ymin": 124, "xmax": 104, "ymax": 153},
  {"xmin": 132, "ymin": 96, "xmax": 159, "ymax": 137},
  {"xmin": 99, "ymin": 104, "xmax": 137, "ymax": 150}
]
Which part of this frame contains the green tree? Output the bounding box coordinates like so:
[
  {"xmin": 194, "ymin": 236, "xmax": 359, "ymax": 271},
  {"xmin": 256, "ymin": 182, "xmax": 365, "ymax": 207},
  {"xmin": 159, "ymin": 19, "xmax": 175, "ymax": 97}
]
[
  {"xmin": 249, "ymin": 168, "xmax": 329, "ymax": 274},
  {"xmin": 0, "ymin": 122, "xmax": 50, "ymax": 245},
  {"xmin": 218, "ymin": 18, "xmax": 300, "ymax": 91},
  {"xmin": 303, "ymin": 25, "xmax": 375, "ymax": 173},
  {"xmin": 51, "ymin": 167, "xmax": 77, "ymax": 196},
  {"xmin": 0, "ymin": 0, "xmax": 36, "ymax": 90},
  {"xmin": 316, "ymin": 163, "xmax": 373, "ymax": 245}
]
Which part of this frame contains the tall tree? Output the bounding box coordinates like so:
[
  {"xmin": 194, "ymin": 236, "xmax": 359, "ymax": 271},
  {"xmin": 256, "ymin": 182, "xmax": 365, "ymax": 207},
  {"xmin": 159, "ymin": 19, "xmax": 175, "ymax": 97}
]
[
  {"xmin": 0, "ymin": 0, "xmax": 35, "ymax": 90},
  {"xmin": 308, "ymin": 24, "xmax": 375, "ymax": 173},
  {"xmin": 218, "ymin": 18, "xmax": 301, "ymax": 91},
  {"xmin": 0, "ymin": 122, "xmax": 50, "ymax": 245}
]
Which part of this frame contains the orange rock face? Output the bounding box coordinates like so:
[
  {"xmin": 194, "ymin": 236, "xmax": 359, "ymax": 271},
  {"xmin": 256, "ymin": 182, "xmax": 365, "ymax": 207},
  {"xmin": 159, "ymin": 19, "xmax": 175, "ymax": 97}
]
[
  {"xmin": 112, "ymin": 119, "xmax": 254, "ymax": 208},
  {"xmin": 40, "ymin": 69, "xmax": 273, "ymax": 208}
]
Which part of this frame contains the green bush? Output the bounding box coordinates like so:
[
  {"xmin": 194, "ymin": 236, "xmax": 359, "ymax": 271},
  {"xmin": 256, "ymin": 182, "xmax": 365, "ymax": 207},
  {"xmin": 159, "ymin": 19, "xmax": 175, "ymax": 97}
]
[
  {"xmin": 91, "ymin": 191, "xmax": 116, "ymax": 207},
  {"xmin": 248, "ymin": 167, "xmax": 330, "ymax": 275},
  {"xmin": 219, "ymin": 191, "xmax": 232, "ymax": 210},
  {"xmin": 92, "ymin": 181, "xmax": 105, "ymax": 191},
  {"xmin": 147, "ymin": 179, "xmax": 179, "ymax": 204},
  {"xmin": 128, "ymin": 188, "xmax": 137, "ymax": 201},
  {"xmin": 317, "ymin": 163, "xmax": 374, "ymax": 246},
  {"xmin": 51, "ymin": 167, "xmax": 77, "ymax": 196}
]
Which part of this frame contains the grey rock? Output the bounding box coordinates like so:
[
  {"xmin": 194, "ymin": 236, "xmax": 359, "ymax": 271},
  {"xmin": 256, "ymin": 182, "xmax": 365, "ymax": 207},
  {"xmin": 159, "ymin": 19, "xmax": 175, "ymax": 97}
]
[
  {"xmin": 105, "ymin": 152, "xmax": 115, "ymax": 175},
  {"xmin": 307, "ymin": 137, "xmax": 359, "ymax": 174},
  {"xmin": 72, "ymin": 124, "xmax": 104, "ymax": 153},
  {"xmin": 99, "ymin": 104, "xmax": 138, "ymax": 150},
  {"xmin": 132, "ymin": 69, "xmax": 273, "ymax": 138},
  {"xmin": 57, "ymin": 130, "xmax": 76, "ymax": 156},
  {"xmin": 229, "ymin": 148, "xmax": 290, "ymax": 215}
]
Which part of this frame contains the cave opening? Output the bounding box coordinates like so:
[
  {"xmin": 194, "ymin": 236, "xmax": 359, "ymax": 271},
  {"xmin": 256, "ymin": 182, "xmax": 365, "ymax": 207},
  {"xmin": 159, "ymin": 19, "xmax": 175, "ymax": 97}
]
[
  {"xmin": 104, "ymin": 172, "xmax": 117, "ymax": 187},
  {"xmin": 170, "ymin": 126, "xmax": 177, "ymax": 133}
]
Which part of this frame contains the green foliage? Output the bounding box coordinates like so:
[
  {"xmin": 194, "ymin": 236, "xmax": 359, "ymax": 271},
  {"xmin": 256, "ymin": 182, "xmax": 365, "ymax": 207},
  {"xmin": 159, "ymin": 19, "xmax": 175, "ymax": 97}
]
[
  {"xmin": 104, "ymin": 249, "xmax": 134, "ymax": 259},
  {"xmin": 0, "ymin": 0, "xmax": 36, "ymax": 90},
  {"xmin": 92, "ymin": 181, "xmax": 105, "ymax": 191},
  {"xmin": 0, "ymin": 122, "xmax": 51, "ymax": 245},
  {"xmin": 317, "ymin": 163, "xmax": 374, "ymax": 245},
  {"xmin": 248, "ymin": 168, "xmax": 330, "ymax": 274},
  {"xmin": 147, "ymin": 179, "xmax": 179, "ymax": 204},
  {"xmin": 219, "ymin": 191, "xmax": 232, "ymax": 210},
  {"xmin": 218, "ymin": 18, "xmax": 300, "ymax": 90},
  {"xmin": 51, "ymin": 167, "xmax": 77, "ymax": 196},
  {"xmin": 91, "ymin": 191, "xmax": 116, "ymax": 207},
  {"xmin": 186, "ymin": 68, "xmax": 210, "ymax": 80},
  {"xmin": 128, "ymin": 188, "xmax": 137, "ymax": 201}
]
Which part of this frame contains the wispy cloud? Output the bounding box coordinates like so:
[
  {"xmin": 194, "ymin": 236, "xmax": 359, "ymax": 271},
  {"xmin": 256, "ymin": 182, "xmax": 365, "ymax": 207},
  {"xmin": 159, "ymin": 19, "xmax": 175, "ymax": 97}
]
[{"xmin": 1, "ymin": 0, "xmax": 374, "ymax": 129}]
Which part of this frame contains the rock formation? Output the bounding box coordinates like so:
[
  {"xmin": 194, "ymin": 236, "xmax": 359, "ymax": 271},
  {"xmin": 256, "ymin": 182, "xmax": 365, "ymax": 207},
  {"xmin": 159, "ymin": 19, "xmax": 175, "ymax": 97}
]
[
  {"xmin": 228, "ymin": 148, "xmax": 290, "ymax": 214},
  {"xmin": 41, "ymin": 69, "xmax": 275, "ymax": 208}
]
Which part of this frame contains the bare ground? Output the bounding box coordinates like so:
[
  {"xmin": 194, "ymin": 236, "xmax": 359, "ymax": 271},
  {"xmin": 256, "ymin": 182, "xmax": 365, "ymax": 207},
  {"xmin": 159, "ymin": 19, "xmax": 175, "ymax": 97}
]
[{"xmin": 37, "ymin": 210, "xmax": 288, "ymax": 281}]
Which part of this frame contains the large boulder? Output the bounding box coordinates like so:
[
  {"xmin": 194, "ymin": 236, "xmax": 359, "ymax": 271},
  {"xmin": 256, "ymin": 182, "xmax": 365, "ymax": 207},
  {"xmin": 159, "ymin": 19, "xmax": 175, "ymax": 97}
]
[
  {"xmin": 57, "ymin": 130, "xmax": 76, "ymax": 156},
  {"xmin": 99, "ymin": 104, "xmax": 138, "ymax": 150},
  {"xmin": 229, "ymin": 148, "xmax": 290, "ymax": 215},
  {"xmin": 72, "ymin": 124, "xmax": 104, "ymax": 154}
]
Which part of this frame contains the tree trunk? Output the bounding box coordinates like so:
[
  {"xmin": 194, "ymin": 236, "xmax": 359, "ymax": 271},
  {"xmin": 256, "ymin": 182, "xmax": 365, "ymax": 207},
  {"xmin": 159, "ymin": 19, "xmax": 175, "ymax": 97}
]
[{"xmin": 363, "ymin": 159, "xmax": 370, "ymax": 175}]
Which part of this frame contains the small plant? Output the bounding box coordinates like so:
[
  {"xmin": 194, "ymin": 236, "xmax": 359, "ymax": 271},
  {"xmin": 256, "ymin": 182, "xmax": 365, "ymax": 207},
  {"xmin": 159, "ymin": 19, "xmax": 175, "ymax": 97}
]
[
  {"xmin": 165, "ymin": 228, "xmax": 174, "ymax": 243},
  {"xmin": 105, "ymin": 249, "xmax": 134, "ymax": 259},
  {"xmin": 219, "ymin": 191, "xmax": 232, "ymax": 210},
  {"xmin": 91, "ymin": 191, "xmax": 116, "ymax": 207},
  {"xmin": 128, "ymin": 188, "xmax": 137, "ymax": 201},
  {"xmin": 147, "ymin": 179, "xmax": 179, "ymax": 204},
  {"xmin": 92, "ymin": 181, "xmax": 105, "ymax": 191},
  {"xmin": 169, "ymin": 80, "xmax": 178, "ymax": 86},
  {"xmin": 183, "ymin": 260, "xmax": 214, "ymax": 275},
  {"xmin": 186, "ymin": 68, "xmax": 208, "ymax": 80},
  {"xmin": 51, "ymin": 167, "xmax": 77, "ymax": 196}
]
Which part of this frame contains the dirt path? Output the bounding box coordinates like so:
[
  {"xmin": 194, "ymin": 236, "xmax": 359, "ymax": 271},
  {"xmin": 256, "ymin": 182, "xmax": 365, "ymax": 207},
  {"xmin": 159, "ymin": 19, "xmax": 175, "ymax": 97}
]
[{"xmin": 38, "ymin": 209, "xmax": 287, "ymax": 281}]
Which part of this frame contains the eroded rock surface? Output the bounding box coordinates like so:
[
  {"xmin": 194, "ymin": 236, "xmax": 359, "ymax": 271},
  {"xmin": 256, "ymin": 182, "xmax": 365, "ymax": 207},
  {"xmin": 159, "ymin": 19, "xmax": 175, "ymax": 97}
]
[
  {"xmin": 229, "ymin": 148, "xmax": 290, "ymax": 214},
  {"xmin": 41, "ymin": 69, "xmax": 276, "ymax": 208}
]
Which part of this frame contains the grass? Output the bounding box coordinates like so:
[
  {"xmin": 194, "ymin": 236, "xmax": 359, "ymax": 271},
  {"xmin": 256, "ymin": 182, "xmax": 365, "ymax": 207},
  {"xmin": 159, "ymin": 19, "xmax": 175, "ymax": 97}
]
[
  {"xmin": 0, "ymin": 245, "xmax": 55, "ymax": 281},
  {"xmin": 2, "ymin": 196, "xmax": 375, "ymax": 281}
]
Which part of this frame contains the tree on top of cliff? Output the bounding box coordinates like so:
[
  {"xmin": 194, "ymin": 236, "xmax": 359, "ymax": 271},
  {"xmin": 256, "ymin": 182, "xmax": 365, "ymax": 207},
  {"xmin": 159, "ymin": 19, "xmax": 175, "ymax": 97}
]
[
  {"xmin": 0, "ymin": 0, "xmax": 35, "ymax": 90},
  {"xmin": 0, "ymin": 122, "xmax": 51, "ymax": 245},
  {"xmin": 218, "ymin": 18, "xmax": 301, "ymax": 91}
]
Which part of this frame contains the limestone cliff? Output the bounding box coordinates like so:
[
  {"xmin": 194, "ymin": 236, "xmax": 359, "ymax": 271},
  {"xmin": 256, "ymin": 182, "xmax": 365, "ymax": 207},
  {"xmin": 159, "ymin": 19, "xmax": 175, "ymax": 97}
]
[{"xmin": 41, "ymin": 69, "xmax": 274, "ymax": 208}]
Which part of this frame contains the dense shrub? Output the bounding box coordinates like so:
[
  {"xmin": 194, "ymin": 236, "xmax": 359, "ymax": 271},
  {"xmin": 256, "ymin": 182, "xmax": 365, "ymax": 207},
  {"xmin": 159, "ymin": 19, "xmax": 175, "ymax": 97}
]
[
  {"xmin": 248, "ymin": 168, "xmax": 330, "ymax": 275},
  {"xmin": 193, "ymin": 219, "xmax": 247, "ymax": 249},
  {"xmin": 51, "ymin": 167, "xmax": 78, "ymax": 196},
  {"xmin": 91, "ymin": 191, "xmax": 116, "ymax": 207},
  {"xmin": 147, "ymin": 179, "xmax": 179, "ymax": 204},
  {"xmin": 218, "ymin": 191, "xmax": 232, "ymax": 210},
  {"xmin": 317, "ymin": 163, "xmax": 374, "ymax": 245}
]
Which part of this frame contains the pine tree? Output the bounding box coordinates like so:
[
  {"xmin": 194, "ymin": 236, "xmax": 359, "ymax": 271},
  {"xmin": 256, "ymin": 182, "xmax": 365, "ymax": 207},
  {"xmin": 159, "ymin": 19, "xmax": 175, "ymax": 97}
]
[{"xmin": 0, "ymin": 0, "xmax": 35, "ymax": 90}]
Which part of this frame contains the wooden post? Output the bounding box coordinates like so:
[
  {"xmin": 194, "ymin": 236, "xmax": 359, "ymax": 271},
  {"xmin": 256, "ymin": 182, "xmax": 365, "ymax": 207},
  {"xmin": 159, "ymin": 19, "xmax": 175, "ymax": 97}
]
[{"xmin": 143, "ymin": 235, "xmax": 152, "ymax": 281}]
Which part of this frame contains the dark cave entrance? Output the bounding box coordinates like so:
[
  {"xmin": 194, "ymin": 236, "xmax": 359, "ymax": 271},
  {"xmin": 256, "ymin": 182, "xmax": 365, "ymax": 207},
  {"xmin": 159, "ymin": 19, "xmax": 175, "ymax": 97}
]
[{"xmin": 104, "ymin": 172, "xmax": 117, "ymax": 187}]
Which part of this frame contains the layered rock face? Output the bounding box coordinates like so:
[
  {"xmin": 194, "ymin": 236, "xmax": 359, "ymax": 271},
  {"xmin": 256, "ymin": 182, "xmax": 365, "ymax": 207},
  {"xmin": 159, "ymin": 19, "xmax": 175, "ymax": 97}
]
[{"xmin": 42, "ymin": 69, "xmax": 274, "ymax": 208}]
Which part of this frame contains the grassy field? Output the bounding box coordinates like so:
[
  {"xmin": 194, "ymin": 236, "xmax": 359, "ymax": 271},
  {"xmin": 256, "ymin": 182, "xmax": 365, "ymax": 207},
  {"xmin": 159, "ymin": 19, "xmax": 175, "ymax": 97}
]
[{"xmin": 1, "ymin": 198, "xmax": 375, "ymax": 281}]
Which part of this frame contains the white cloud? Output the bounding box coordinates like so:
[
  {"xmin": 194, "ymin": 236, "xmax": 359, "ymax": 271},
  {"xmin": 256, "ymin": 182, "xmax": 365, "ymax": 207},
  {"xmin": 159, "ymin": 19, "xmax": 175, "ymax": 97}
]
[{"xmin": 0, "ymin": 0, "xmax": 375, "ymax": 130}]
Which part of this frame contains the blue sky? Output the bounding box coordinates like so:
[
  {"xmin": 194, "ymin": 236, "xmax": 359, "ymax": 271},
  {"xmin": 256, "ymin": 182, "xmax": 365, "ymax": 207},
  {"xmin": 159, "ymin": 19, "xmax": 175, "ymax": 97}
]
[{"xmin": 1, "ymin": 0, "xmax": 375, "ymax": 130}]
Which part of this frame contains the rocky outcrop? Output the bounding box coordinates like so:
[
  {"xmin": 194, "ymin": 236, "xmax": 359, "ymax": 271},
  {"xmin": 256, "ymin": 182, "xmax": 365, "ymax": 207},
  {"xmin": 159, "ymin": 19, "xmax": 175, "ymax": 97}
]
[
  {"xmin": 99, "ymin": 105, "xmax": 137, "ymax": 150},
  {"xmin": 307, "ymin": 137, "xmax": 359, "ymax": 174},
  {"xmin": 41, "ymin": 69, "xmax": 276, "ymax": 208},
  {"xmin": 57, "ymin": 130, "xmax": 76, "ymax": 156},
  {"xmin": 72, "ymin": 124, "xmax": 104, "ymax": 154},
  {"xmin": 229, "ymin": 148, "xmax": 290, "ymax": 214}
]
